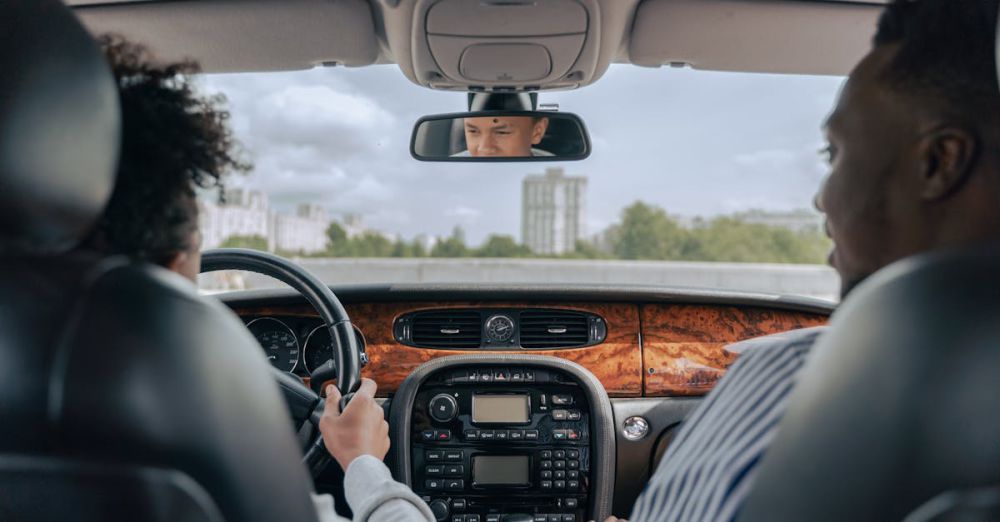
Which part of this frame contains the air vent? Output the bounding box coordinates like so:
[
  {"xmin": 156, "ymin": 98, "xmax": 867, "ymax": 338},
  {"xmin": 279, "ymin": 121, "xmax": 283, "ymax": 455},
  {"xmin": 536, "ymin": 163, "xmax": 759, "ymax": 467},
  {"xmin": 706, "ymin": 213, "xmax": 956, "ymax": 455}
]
[
  {"xmin": 519, "ymin": 310, "xmax": 592, "ymax": 349},
  {"xmin": 408, "ymin": 310, "xmax": 482, "ymax": 349}
]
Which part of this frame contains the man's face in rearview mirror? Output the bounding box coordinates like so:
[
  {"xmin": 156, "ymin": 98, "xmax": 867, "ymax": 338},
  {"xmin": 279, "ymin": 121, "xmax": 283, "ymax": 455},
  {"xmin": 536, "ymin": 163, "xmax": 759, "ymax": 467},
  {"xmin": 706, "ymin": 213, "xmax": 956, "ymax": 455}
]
[{"xmin": 463, "ymin": 116, "xmax": 549, "ymax": 157}]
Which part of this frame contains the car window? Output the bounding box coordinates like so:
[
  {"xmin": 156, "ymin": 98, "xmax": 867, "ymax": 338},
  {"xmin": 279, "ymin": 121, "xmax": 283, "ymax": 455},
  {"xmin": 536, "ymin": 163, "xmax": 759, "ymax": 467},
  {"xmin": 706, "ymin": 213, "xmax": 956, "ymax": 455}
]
[{"xmin": 196, "ymin": 64, "xmax": 842, "ymax": 301}]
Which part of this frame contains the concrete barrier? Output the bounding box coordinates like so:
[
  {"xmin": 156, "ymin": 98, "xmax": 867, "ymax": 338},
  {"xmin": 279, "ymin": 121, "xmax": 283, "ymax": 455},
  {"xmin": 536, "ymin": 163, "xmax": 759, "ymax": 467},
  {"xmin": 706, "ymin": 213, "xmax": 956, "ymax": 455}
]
[{"xmin": 199, "ymin": 257, "xmax": 840, "ymax": 301}]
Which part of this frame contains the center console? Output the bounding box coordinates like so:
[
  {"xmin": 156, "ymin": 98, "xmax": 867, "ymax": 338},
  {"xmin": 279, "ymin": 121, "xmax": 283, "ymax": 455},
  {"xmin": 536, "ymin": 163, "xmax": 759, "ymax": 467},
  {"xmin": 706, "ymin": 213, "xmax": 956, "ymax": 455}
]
[{"xmin": 390, "ymin": 356, "xmax": 615, "ymax": 522}]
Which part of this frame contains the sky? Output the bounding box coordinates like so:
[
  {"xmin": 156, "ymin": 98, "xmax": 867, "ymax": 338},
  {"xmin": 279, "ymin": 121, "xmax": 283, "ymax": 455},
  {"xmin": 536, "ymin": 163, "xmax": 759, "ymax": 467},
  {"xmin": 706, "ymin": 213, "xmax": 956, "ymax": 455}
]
[{"xmin": 201, "ymin": 64, "xmax": 845, "ymax": 245}]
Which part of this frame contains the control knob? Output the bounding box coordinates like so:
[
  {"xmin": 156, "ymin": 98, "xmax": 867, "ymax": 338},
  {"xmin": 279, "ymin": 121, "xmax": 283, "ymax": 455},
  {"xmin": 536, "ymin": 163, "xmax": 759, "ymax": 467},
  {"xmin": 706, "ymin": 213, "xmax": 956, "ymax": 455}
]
[
  {"xmin": 429, "ymin": 393, "xmax": 458, "ymax": 423},
  {"xmin": 428, "ymin": 499, "xmax": 449, "ymax": 521}
]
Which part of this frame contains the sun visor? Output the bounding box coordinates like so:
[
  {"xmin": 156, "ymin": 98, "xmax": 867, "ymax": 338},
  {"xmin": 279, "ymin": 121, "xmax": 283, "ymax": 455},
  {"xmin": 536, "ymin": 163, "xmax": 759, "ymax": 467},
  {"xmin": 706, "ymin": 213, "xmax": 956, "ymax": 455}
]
[
  {"xmin": 74, "ymin": 0, "xmax": 378, "ymax": 73},
  {"xmin": 629, "ymin": 0, "xmax": 881, "ymax": 76}
]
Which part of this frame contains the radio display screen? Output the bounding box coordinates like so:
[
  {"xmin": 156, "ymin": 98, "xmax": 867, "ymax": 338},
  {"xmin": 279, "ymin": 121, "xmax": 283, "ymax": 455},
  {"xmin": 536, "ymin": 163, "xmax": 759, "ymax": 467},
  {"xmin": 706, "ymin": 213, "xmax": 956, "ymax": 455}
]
[
  {"xmin": 472, "ymin": 394, "xmax": 530, "ymax": 424},
  {"xmin": 472, "ymin": 455, "xmax": 530, "ymax": 486}
]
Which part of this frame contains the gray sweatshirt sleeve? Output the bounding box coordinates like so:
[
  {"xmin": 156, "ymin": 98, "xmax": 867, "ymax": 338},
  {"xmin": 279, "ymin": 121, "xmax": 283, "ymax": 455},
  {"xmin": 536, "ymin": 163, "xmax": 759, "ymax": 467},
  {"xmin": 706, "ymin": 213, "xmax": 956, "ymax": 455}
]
[{"xmin": 313, "ymin": 455, "xmax": 436, "ymax": 522}]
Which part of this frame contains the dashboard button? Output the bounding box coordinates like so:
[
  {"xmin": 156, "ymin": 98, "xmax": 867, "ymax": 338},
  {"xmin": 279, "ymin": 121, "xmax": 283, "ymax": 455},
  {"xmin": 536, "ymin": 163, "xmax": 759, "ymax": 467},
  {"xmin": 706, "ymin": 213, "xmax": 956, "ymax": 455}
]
[
  {"xmin": 533, "ymin": 516, "xmax": 546, "ymax": 522},
  {"xmin": 525, "ymin": 371, "xmax": 535, "ymax": 382},
  {"xmin": 554, "ymin": 470, "xmax": 565, "ymax": 479},
  {"xmin": 567, "ymin": 450, "xmax": 580, "ymax": 459},
  {"xmin": 540, "ymin": 460, "xmax": 552, "ymax": 469},
  {"xmin": 445, "ymin": 465, "xmax": 464, "ymax": 476},
  {"xmin": 562, "ymin": 516, "xmax": 576, "ymax": 522},
  {"xmin": 436, "ymin": 430, "xmax": 452, "ymax": 441},
  {"xmin": 540, "ymin": 450, "xmax": 552, "ymax": 459},
  {"xmin": 551, "ymin": 395, "xmax": 573, "ymax": 406},
  {"xmin": 445, "ymin": 479, "xmax": 464, "ymax": 490},
  {"xmin": 567, "ymin": 411, "xmax": 581, "ymax": 421},
  {"xmin": 495, "ymin": 430, "xmax": 508, "ymax": 440},
  {"xmin": 422, "ymin": 430, "xmax": 436, "ymax": 441},
  {"xmin": 480, "ymin": 373, "xmax": 494, "ymax": 382},
  {"xmin": 480, "ymin": 430, "xmax": 496, "ymax": 441},
  {"xmin": 525, "ymin": 430, "xmax": 539, "ymax": 440},
  {"xmin": 554, "ymin": 480, "xmax": 566, "ymax": 490},
  {"xmin": 426, "ymin": 451, "xmax": 444, "ymax": 462},
  {"xmin": 426, "ymin": 479, "xmax": 444, "ymax": 490},
  {"xmin": 567, "ymin": 470, "xmax": 579, "ymax": 480},
  {"xmin": 567, "ymin": 460, "xmax": 579, "ymax": 470},
  {"xmin": 509, "ymin": 430, "xmax": 524, "ymax": 440},
  {"xmin": 552, "ymin": 430, "xmax": 568, "ymax": 441},
  {"xmin": 489, "ymin": 516, "xmax": 503, "ymax": 522},
  {"xmin": 465, "ymin": 430, "xmax": 479, "ymax": 441},
  {"xmin": 554, "ymin": 460, "xmax": 566, "ymax": 470},
  {"xmin": 452, "ymin": 516, "xmax": 465, "ymax": 522},
  {"xmin": 553, "ymin": 450, "xmax": 565, "ymax": 459},
  {"xmin": 567, "ymin": 480, "xmax": 579, "ymax": 491},
  {"xmin": 467, "ymin": 516, "xmax": 480, "ymax": 522},
  {"xmin": 426, "ymin": 465, "xmax": 443, "ymax": 476},
  {"xmin": 445, "ymin": 451, "xmax": 464, "ymax": 461},
  {"xmin": 552, "ymin": 410, "xmax": 568, "ymax": 421},
  {"xmin": 540, "ymin": 481, "xmax": 552, "ymax": 490},
  {"xmin": 548, "ymin": 515, "xmax": 563, "ymax": 522},
  {"xmin": 566, "ymin": 430, "xmax": 580, "ymax": 440},
  {"xmin": 540, "ymin": 470, "xmax": 552, "ymax": 479},
  {"xmin": 452, "ymin": 499, "xmax": 466, "ymax": 511},
  {"xmin": 564, "ymin": 499, "xmax": 578, "ymax": 509}
]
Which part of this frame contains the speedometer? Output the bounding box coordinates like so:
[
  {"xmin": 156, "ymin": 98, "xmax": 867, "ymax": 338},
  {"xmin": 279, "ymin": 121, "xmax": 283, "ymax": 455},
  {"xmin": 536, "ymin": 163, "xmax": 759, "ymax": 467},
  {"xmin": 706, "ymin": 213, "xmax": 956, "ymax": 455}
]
[
  {"xmin": 247, "ymin": 317, "xmax": 300, "ymax": 373},
  {"xmin": 303, "ymin": 325, "xmax": 367, "ymax": 375}
]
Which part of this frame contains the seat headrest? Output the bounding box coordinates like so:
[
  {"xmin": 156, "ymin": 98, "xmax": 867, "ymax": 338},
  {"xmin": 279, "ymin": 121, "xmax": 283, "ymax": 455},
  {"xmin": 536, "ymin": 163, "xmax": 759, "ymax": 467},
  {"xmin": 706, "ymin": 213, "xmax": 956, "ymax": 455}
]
[{"xmin": 0, "ymin": 0, "xmax": 120, "ymax": 255}]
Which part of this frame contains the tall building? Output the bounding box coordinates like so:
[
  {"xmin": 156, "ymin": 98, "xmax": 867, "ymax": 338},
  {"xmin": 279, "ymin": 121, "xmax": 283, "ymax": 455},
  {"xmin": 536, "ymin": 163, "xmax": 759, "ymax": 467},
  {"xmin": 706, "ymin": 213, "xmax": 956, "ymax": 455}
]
[
  {"xmin": 199, "ymin": 189, "xmax": 331, "ymax": 254},
  {"xmin": 271, "ymin": 203, "xmax": 330, "ymax": 254},
  {"xmin": 521, "ymin": 167, "xmax": 587, "ymax": 255}
]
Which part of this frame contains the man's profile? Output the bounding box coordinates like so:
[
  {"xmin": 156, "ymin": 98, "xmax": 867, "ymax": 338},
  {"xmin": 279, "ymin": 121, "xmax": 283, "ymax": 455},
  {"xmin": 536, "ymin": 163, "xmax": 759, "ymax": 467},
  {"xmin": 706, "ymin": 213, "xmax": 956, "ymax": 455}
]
[{"xmin": 457, "ymin": 115, "xmax": 552, "ymax": 157}]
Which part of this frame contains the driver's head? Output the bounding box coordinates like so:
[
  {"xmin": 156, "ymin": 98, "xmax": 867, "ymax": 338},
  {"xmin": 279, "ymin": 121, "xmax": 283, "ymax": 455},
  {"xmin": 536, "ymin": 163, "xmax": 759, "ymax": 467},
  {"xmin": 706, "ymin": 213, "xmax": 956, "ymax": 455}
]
[
  {"xmin": 463, "ymin": 116, "xmax": 549, "ymax": 157},
  {"xmin": 82, "ymin": 36, "xmax": 248, "ymax": 282},
  {"xmin": 816, "ymin": 0, "xmax": 1000, "ymax": 298}
]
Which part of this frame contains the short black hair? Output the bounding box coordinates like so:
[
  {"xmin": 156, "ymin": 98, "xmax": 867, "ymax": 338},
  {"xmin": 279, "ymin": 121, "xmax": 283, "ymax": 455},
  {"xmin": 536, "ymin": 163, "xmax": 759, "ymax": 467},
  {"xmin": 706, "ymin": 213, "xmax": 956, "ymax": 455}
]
[
  {"xmin": 86, "ymin": 36, "xmax": 248, "ymax": 265},
  {"xmin": 873, "ymin": 0, "xmax": 1000, "ymax": 128}
]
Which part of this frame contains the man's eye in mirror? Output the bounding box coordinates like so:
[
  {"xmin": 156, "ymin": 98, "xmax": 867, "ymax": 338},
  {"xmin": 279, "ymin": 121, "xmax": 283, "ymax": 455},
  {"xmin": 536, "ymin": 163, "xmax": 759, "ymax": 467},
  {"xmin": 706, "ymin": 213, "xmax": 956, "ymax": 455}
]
[{"xmin": 411, "ymin": 110, "xmax": 591, "ymax": 162}]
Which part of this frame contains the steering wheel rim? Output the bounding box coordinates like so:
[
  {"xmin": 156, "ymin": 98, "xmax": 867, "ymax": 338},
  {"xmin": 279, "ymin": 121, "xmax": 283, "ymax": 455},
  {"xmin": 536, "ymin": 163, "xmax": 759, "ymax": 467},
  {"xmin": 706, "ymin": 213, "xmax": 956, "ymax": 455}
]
[{"xmin": 200, "ymin": 248, "xmax": 362, "ymax": 476}]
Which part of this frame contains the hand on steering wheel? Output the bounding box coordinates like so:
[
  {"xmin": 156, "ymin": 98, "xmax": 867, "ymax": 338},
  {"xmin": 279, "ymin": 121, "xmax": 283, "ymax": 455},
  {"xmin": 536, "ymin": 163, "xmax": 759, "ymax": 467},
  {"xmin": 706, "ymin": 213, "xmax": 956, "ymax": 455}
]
[{"xmin": 320, "ymin": 378, "xmax": 390, "ymax": 470}]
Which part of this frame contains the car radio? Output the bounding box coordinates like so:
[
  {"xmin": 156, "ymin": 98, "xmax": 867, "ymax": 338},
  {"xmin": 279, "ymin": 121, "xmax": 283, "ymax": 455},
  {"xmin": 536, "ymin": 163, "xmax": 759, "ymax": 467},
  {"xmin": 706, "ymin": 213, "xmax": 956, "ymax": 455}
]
[{"xmin": 411, "ymin": 366, "xmax": 592, "ymax": 522}]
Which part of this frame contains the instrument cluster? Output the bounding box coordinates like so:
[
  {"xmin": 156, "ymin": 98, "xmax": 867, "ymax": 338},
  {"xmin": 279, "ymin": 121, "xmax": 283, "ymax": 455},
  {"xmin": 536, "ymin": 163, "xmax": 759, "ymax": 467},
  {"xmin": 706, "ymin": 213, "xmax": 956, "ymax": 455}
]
[{"xmin": 243, "ymin": 316, "xmax": 366, "ymax": 376}]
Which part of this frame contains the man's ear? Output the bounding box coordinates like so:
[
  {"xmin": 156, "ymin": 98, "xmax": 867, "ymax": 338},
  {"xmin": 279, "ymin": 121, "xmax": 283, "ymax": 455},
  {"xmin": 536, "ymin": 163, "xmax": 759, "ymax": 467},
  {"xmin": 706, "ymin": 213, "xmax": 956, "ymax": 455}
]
[
  {"xmin": 531, "ymin": 117, "xmax": 550, "ymax": 145},
  {"xmin": 918, "ymin": 126, "xmax": 979, "ymax": 201}
]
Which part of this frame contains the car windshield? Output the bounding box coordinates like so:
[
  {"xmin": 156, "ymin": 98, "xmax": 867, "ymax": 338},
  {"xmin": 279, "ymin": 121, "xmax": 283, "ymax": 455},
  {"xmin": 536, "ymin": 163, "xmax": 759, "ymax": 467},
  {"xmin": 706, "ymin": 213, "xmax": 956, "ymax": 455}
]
[{"xmin": 196, "ymin": 65, "xmax": 842, "ymax": 301}]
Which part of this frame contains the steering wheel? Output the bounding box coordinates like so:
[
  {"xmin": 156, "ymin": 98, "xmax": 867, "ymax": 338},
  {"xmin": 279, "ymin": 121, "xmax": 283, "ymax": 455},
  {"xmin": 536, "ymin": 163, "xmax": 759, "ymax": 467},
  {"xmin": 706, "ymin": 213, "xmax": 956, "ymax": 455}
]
[{"xmin": 200, "ymin": 248, "xmax": 362, "ymax": 478}]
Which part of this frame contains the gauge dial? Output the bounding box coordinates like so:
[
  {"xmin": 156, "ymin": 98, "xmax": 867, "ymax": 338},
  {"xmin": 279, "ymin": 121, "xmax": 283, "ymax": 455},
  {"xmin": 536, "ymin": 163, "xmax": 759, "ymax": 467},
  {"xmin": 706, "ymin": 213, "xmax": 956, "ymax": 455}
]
[
  {"xmin": 247, "ymin": 317, "xmax": 299, "ymax": 373},
  {"xmin": 303, "ymin": 325, "xmax": 367, "ymax": 375},
  {"xmin": 485, "ymin": 315, "xmax": 515, "ymax": 343}
]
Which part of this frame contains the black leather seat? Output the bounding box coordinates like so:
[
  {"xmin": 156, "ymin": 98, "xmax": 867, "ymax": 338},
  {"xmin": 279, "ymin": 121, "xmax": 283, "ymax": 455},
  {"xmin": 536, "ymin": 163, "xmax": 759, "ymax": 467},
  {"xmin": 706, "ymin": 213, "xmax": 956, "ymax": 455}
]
[
  {"xmin": 737, "ymin": 246, "xmax": 1000, "ymax": 522},
  {"xmin": 0, "ymin": 2, "xmax": 318, "ymax": 521}
]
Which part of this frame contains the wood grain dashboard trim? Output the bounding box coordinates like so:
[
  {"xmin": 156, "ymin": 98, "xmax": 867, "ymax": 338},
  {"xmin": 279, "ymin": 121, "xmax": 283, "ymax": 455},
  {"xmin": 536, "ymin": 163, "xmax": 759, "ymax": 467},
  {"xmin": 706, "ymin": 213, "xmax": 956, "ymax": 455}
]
[
  {"xmin": 640, "ymin": 305, "xmax": 829, "ymax": 396},
  {"xmin": 231, "ymin": 302, "xmax": 643, "ymax": 397}
]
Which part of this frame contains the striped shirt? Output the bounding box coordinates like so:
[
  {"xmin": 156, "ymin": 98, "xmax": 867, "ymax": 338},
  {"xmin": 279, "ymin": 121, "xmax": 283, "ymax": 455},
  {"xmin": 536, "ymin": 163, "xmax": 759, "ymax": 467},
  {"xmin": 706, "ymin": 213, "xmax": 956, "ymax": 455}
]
[{"xmin": 629, "ymin": 326, "xmax": 828, "ymax": 522}]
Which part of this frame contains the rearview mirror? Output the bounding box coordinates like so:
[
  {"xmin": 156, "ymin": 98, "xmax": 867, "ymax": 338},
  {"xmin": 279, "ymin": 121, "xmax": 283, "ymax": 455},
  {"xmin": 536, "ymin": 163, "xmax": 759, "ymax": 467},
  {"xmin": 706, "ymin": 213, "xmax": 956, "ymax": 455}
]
[{"xmin": 410, "ymin": 111, "xmax": 591, "ymax": 162}]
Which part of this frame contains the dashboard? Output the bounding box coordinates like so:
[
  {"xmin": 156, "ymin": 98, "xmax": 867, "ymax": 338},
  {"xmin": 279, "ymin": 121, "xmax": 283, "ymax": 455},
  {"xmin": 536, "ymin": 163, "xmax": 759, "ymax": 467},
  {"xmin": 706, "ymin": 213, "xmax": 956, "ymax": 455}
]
[{"xmin": 221, "ymin": 284, "xmax": 831, "ymax": 519}]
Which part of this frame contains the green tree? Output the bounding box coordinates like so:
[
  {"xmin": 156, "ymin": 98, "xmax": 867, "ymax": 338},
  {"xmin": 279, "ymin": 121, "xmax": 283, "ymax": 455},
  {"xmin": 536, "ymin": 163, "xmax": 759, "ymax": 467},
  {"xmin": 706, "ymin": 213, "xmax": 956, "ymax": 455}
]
[
  {"xmin": 351, "ymin": 230, "xmax": 394, "ymax": 257},
  {"xmin": 612, "ymin": 201, "xmax": 690, "ymax": 260},
  {"xmin": 431, "ymin": 226, "xmax": 469, "ymax": 258},
  {"xmin": 687, "ymin": 218, "xmax": 830, "ymax": 264},
  {"xmin": 219, "ymin": 234, "xmax": 268, "ymax": 251},
  {"xmin": 325, "ymin": 222, "xmax": 350, "ymax": 256},
  {"xmin": 475, "ymin": 235, "xmax": 533, "ymax": 257},
  {"xmin": 560, "ymin": 239, "xmax": 612, "ymax": 259}
]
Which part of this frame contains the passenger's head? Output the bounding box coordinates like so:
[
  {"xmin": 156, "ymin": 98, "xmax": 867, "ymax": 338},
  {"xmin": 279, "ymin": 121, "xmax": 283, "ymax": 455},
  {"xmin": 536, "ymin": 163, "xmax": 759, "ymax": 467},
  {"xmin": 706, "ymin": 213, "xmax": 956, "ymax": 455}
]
[
  {"xmin": 463, "ymin": 116, "xmax": 549, "ymax": 157},
  {"xmin": 816, "ymin": 0, "xmax": 1000, "ymax": 297},
  {"xmin": 84, "ymin": 36, "xmax": 247, "ymax": 281}
]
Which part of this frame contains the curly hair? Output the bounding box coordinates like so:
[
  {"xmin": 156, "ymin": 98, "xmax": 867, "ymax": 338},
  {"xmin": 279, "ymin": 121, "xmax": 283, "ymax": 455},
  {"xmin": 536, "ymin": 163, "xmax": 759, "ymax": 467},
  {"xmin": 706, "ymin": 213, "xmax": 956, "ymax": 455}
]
[
  {"xmin": 85, "ymin": 35, "xmax": 249, "ymax": 266},
  {"xmin": 873, "ymin": 0, "xmax": 1000, "ymax": 128}
]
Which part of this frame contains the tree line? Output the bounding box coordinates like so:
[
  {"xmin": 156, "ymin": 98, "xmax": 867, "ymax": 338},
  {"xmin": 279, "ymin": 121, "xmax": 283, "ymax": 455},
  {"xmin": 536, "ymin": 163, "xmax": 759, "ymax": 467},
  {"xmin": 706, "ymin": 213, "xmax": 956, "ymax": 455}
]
[{"xmin": 220, "ymin": 201, "xmax": 831, "ymax": 264}]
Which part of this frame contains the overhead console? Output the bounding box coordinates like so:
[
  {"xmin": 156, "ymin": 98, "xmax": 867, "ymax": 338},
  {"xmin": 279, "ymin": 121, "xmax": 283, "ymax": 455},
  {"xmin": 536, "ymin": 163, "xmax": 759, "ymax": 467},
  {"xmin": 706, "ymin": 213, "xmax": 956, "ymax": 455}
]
[
  {"xmin": 380, "ymin": 0, "xmax": 638, "ymax": 92},
  {"xmin": 390, "ymin": 355, "xmax": 615, "ymax": 522}
]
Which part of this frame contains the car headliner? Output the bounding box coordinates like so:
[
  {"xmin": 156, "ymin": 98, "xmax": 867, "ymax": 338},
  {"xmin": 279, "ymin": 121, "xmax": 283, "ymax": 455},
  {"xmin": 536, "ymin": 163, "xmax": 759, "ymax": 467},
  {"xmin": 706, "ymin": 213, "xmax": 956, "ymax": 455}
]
[{"xmin": 69, "ymin": 0, "xmax": 888, "ymax": 91}]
